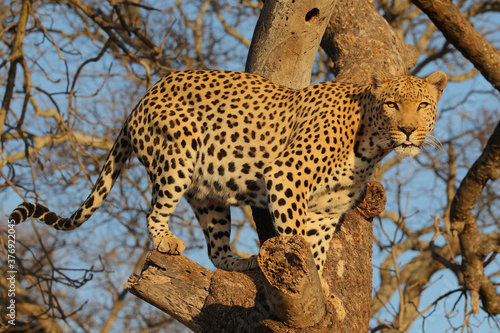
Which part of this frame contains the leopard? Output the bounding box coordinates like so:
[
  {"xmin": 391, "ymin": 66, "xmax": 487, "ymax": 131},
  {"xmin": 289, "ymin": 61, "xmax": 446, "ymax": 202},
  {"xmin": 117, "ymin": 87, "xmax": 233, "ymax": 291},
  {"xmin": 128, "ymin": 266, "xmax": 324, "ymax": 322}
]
[{"xmin": 10, "ymin": 69, "xmax": 447, "ymax": 295}]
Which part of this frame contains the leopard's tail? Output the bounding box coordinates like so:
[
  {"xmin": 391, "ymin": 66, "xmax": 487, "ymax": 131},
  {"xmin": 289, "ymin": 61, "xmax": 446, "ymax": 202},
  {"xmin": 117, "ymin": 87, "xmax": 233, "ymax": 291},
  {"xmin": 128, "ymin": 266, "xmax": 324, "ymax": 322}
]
[{"xmin": 9, "ymin": 126, "xmax": 133, "ymax": 230}]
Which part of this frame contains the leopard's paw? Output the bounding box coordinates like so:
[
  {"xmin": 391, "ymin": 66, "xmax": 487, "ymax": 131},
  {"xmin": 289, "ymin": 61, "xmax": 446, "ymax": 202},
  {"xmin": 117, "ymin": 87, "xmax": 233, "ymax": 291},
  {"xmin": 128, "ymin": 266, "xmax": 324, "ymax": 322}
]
[{"xmin": 153, "ymin": 232, "xmax": 186, "ymax": 255}]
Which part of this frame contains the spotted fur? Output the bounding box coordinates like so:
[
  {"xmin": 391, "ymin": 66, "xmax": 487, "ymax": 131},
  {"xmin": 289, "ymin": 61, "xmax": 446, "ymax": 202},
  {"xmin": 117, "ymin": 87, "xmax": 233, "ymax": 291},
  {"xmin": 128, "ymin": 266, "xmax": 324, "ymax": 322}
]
[{"xmin": 10, "ymin": 69, "xmax": 447, "ymax": 288}]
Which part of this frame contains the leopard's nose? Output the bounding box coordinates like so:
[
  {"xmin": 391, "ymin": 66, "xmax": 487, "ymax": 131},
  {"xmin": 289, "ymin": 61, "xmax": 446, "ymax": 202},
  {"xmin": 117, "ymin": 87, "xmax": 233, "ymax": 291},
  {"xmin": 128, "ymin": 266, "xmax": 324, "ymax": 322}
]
[{"xmin": 399, "ymin": 125, "xmax": 416, "ymax": 136}]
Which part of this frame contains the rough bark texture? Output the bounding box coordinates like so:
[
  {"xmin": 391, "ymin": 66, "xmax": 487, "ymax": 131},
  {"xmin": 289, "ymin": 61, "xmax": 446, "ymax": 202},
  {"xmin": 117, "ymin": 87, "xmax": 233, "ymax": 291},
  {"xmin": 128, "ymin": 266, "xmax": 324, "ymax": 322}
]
[
  {"xmin": 245, "ymin": 0, "xmax": 336, "ymax": 89},
  {"xmin": 322, "ymin": 0, "xmax": 418, "ymax": 82},
  {"xmin": 257, "ymin": 236, "xmax": 327, "ymax": 328},
  {"xmin": 126, "ymin": 251, "xmax": 267, "ymax": 332},
  {"xmin": 323, "ymin": 181, "xmax": 387, "ymax": 331},
  {"xmin": 412, "ymin": 0, "xmax": 500, "ymax": 315},
  {"xmin": 127, "ymin": 0, "xmax": 410, "ymax": 331},
  {"xmin": 127, "ymin": 244, "xmax": 343, "ymax": 332}
]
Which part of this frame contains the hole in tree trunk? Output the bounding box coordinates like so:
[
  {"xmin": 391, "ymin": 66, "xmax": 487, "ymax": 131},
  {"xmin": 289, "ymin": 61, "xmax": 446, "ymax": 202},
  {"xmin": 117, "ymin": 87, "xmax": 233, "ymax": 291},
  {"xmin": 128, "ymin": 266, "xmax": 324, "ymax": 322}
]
[{"xmin": 305, "ymin": 8, "xmax": 319, "ymax": 24}]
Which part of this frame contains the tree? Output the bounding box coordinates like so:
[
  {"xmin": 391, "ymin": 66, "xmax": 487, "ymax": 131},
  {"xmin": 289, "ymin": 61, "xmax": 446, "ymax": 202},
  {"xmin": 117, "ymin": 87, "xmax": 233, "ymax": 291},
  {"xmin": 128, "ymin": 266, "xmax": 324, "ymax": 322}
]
[{"xmin": 1, "ymin": 0, "xmax": 499, "ymax": 332}]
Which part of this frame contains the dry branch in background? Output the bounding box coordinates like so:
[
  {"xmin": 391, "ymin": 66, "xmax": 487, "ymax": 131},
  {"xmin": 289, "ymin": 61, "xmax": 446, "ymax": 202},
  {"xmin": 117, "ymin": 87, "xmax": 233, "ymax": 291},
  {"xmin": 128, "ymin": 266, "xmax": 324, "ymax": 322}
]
[{"xmin": 412, "ymin": 0, "xmax": 500, "ymax": 316}]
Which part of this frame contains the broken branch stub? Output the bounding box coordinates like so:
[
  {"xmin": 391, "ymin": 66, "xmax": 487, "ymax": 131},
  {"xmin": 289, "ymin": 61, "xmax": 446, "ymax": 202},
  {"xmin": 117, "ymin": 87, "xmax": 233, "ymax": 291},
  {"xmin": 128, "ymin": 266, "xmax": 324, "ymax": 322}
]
[{"xmin": 258, "ymin": 235, "xmax": 327, "ymax": 328}]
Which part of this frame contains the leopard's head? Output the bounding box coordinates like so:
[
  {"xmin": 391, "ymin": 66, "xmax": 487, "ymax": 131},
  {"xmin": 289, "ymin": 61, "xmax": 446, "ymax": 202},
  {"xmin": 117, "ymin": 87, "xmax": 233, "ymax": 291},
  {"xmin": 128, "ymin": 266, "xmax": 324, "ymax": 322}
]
[{"xmin": 369, "ymin": 70, "xmax": 447, "ymax": 156}]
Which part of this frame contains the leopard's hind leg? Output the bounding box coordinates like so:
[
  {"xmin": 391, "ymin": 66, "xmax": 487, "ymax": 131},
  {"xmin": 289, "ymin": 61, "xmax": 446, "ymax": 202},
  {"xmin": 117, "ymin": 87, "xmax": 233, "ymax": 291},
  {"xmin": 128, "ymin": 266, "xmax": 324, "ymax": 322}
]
[
  {"xmin": 139, "ymin": 143, "xmax": 193, "ymax": 255},
  {"xmin": 147, "ymin": 178, "xmax": 189, "ymax": 254},
  {"xmin": 187, "ymin": 198, "xmax": 258, "ymax": 271}
]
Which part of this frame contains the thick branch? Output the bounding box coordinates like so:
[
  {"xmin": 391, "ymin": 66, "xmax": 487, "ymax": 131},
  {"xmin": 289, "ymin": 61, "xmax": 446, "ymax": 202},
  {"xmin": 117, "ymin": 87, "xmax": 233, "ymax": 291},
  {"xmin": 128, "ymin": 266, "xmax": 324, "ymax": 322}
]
[
  {"xmin": 321, "ymin": 0, "xmax": 418, "ymax": 82},
  {"xmin": 449, "ymin": 102, "xmax": 500, "ymax": 315},
  {"xmin": 126, "ymin": 244, "xmax": 338, "ymax": 332},
  {"xmin": 411, "ymin": 0, "xmax": 500, "ymax": 91},
  {"xmin": 257, "ymin": 236, "xmax": 328, "ymax": 328},
  {"xmin": 450, "ymin": 121, "xmax": 500, "ymax": 234},
  {"xmin": 125, "ymin": 251, "xmax": 218, "ymax": 332}
]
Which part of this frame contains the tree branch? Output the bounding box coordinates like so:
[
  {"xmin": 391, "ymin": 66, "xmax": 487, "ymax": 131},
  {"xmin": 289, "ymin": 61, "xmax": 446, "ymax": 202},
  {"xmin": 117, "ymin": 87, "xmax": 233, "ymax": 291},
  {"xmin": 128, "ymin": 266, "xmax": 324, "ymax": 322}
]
[
  {"xmin": 125, "ymin": 242, "xmax": 339, "ymax": 332},
  {"xmin": 411, "ymin": 0, "xmax": 500, "ymax": 91},
  {"xmin": 321, "ymin": 0, "xmax": 418, "ymax": 82},
  {"xmin": 449, "ymin": 121, "xmax": 500, "ymax": 235},
  {"xmin": 450, "ymin": 117, "xmax": 500, "ymax": 315},
  {"xmin": 257, "ymin": 236, "xmax": 328, "ymax": 328},
  {"xmin": 0, "ymin": 0, "xmax": 30, "ymax": 136},
  {"xmin": 125, "ymin": 251, "xmax": 211, "ymax": 332}
]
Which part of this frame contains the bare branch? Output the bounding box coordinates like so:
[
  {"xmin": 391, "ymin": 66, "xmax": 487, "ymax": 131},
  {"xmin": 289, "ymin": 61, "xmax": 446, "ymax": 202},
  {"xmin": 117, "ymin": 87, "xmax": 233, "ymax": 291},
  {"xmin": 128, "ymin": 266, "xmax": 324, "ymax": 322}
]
[
  {"xmin": 126, "ymin": 240, "xmax": 341, "ymax": 332},
  {"xmin": 411, "ymin": 0, "xmax": 500, "ymax": 91}
]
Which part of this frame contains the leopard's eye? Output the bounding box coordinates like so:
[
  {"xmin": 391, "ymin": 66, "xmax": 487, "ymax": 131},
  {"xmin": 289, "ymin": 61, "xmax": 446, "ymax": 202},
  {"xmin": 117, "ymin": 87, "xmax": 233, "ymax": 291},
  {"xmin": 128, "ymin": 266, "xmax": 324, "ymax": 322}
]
[
  {"xmin": 385, "ymin": 102, "xmax": 398, "ymax": 109},
  {"xmin": 418, "ymin": 102, "xmax": 429, "ymax": 110}
]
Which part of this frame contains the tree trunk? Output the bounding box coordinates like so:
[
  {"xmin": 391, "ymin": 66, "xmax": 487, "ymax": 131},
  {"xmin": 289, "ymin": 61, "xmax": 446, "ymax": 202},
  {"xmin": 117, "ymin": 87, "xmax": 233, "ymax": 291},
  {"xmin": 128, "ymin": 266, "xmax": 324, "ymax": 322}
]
[
  {"xmin": 126, "ymin": 0, "xmax": 417, "ymax": 331},
  {"xmin": 245, "ymin": 0, "xmax": 336, "ymax": 89}
]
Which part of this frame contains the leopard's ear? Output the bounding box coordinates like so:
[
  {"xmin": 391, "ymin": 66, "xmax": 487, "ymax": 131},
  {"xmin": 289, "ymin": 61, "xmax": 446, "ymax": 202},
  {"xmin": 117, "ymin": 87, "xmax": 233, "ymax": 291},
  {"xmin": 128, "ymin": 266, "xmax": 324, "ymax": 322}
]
[
  {"xmin": 369, "ymin": 69, "xmax": 388, "ymax": 94},
  {"xmin": 425, "ymin": 71, "xmax": 447, "ymax": 97}
]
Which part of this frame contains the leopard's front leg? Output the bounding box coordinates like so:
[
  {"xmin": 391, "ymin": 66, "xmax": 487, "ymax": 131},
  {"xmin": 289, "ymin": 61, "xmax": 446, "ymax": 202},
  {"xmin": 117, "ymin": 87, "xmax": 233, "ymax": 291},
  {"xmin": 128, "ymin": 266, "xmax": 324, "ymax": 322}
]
[
  {"xmin": 264, "ymin": 167, "xmax": 309, "ymax": 239},
  {"xmin": 304, "ymin": 210, "xmax": 346, "ymax": 319},
  {"xmin": 303, "ymin": 211, "xmax": 342, "ymax": 295}
]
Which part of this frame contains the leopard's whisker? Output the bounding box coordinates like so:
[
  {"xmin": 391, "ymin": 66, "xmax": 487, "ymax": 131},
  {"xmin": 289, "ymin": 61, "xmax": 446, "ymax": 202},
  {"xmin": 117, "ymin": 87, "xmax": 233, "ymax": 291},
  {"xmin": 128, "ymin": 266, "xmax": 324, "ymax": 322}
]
[{"xmin": 423, "ymin": 134, "xmax": 443, "ymax": 151}]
